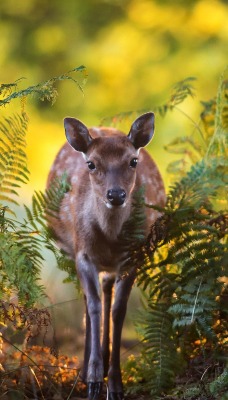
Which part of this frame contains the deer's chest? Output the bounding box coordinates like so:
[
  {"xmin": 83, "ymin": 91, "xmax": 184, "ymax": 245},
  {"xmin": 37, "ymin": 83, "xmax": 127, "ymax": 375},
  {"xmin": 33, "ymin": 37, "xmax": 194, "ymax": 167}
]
[{"xmin": 83, "ymin": 223, "xmax": 125, "ymax": 272}]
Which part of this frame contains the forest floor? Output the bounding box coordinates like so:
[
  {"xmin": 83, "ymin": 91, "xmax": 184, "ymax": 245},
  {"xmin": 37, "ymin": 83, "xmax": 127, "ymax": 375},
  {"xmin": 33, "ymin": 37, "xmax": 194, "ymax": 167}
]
[{"xmin": 0, "ymin": 345, "xmax": 225, "ymax": 400}]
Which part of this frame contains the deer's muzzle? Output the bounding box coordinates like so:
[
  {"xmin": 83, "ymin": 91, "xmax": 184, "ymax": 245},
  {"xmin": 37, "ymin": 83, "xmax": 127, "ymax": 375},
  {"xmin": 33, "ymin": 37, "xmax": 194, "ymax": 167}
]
[{"xmin": 107, "ymin": 188, "xmax": 126, "ymax": 206}]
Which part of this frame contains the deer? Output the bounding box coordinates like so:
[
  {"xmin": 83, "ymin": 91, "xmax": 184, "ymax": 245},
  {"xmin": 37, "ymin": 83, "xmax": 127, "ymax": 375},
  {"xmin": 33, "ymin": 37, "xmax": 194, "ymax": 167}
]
[{"xmin": 47, "ymin": 112, "xmax": 166, "ymax": 400}]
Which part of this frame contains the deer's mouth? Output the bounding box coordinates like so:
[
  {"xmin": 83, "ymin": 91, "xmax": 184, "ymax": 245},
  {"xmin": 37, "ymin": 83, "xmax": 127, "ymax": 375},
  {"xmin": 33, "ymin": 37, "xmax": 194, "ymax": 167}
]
[{"xmin": 104, "ymin": 200, "xmax": 127, "ymax": 209}]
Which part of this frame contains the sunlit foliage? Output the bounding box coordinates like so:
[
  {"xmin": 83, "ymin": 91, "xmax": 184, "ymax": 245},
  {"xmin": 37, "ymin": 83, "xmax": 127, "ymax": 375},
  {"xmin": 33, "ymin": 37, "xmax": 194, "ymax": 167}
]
[
  {"xmin": 0, "ymin": 69, "xmax": 84, "ymax": 307},
  {"xmin": 121, "ymin": 71, "xmax": 228, "ymax": 399}
]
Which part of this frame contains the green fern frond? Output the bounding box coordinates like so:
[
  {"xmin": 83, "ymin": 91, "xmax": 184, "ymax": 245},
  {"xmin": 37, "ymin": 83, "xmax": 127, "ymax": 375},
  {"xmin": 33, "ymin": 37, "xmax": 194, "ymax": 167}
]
[
  {"xmin": 0, "ymin": 67, "xmax": 87, "ymax": 306},
  {"xmin": 162, "ymin": 76, "xmax": 196, "ymax": 111},
  {"xmin": 23, "ymin": 173, "xmax": 71, "ymax": 227},
  {"xmin": 214, "ymin": 70, "xmax": 228, "ymax": 131},
  {"xmin": 19, "ymin": 173, "xmax": 81, "ymax": 289},
  {"xmin": 0, "ymin": 229, "xmax": 45, "ymax": 306},
  {"xmin": 164, "ymin": 135, "xmax": 203, "ymax": 158},
  {"xmin": 209, "ymin": 366, "xmax": 228, "ymax": 397},
  {"xmin": 131, "ymin": 73, "xmax": 228, "ymax": 397},
  {"xmin": 45, "ymin": 173, "xmax": 71, "ymax": 217},
  {"xmin": 0, "ymin": 66, "xmax": 87, "ymax": 107},
  {"xmin": 119, "ymin": 187, "xmax": 147, "ymax": 276},
  {"xmin": 0, "ymin": 114, "xmax": 29, "ymax": 208},
  {"xmin": 205, "ymin": 73, "xmax": 228, "ymax": 161},
  {"xmin": 135, "ymin": 302, "xmax": 180, "ymax": 395},
  {"xmin": 165, "ymin": 72, "xmax": 228, "ymax": 177},
  {"xmin": 201, "ymin": 98, "xmax": 217, "ymax": 139},
  {"xmin": 101, "ymin": 77, "xmax": 196, "ymax": 126},
  {"xmin": 0, "ymin": 78, "xmax": 25, "ymax": 98}
]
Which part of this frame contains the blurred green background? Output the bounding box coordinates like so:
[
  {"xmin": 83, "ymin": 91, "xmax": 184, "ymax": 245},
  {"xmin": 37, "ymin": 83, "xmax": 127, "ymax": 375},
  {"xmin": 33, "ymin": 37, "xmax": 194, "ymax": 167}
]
[{"xmin": 0, "ymin": 0, "xmax": 227, "ymax": 352}]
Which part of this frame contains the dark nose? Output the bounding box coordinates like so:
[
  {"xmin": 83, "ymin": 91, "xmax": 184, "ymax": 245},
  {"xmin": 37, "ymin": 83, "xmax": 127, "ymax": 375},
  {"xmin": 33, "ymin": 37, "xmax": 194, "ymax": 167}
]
[{"xmin": 107, "ymin": 188, "xmax": 126, "ymax": 206}]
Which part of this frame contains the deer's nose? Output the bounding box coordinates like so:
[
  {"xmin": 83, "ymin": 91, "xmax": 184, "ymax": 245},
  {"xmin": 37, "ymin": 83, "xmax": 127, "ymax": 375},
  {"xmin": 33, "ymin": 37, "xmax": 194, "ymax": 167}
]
[{"xmin": 107, "ymin": 188, "xmax": 126, "ymax": 206}]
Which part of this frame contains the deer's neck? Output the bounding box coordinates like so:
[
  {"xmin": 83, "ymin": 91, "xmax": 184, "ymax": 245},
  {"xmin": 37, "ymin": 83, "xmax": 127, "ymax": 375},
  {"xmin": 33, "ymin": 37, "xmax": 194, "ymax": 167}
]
[{"xmin": 93, "ymin": 196, "xmax": 132, "ymax": 241}]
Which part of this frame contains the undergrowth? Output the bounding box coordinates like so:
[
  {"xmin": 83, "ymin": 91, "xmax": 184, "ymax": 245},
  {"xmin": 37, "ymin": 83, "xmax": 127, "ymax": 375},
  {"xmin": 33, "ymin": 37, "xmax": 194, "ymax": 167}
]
[{"xmin": 121, "ymin": 73, "xmax": 228, "ymax": 399}]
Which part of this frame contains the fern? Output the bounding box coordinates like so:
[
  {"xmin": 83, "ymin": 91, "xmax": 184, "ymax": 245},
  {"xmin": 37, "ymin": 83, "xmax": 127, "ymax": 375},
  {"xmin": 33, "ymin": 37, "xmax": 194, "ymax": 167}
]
[
  {"xmin": 101, "ymin": 77, "xmax": 196, "ymax": 126},
  {"xmin": 167, "ymin": 71, "xmax": 228, "ymax": 177},
  {"xmin": 0, "ymin": 114, "xmax": 29, "ymax": 208},
  {"xmin": 102, "ymin": 76, "xmax": 227, "ymax": 398},
  {"xmin": 0, "ymin": 67, "xmax": 86, "ymax": 306},
  {"xmin": 24, "ymin": 172, "xmax": 71, "ymax": 229},
  {"xmin": 0, "ymin": 220, "xmax": 45, "ymax": 306},
  {"xmin": 128, "ymin": 73, "xmax": 228, "ymax": 397},
  {"xmin": 136, "ymin": 302, "xmax": 180, "ymax": 395},
  {"xmin": 0, "ymin": 133, "xmax": 46, "ymax": 306},
  {"xmin": 0, "ymin": 78, "xmax": 24, "ymax": 98},
  {"xmin": 206, "ymin": 73, "xmax": 228, "ymax": 160},
  {"xmin": 21, "ymin": 173, "xmax": 81, "ymax": 290},
  {"xmin": 209, "ymin": 366, "xmax": 228, "ymax": 398},
  {"xmin": 118, "ymin": 187, "xmax": 147, "ymax": 277},
  {"xmin": 157, "ymin": 76, "xmax": 196, "ymax": 116},
  {"xmin": 0, "ymin": 66, "xmax": 87, "ymax": 107}
]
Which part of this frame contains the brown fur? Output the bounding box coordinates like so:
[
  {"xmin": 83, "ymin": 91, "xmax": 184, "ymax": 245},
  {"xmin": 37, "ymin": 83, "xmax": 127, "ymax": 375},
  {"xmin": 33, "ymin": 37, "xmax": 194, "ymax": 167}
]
[{"xmin": 47, "ymin": 128, "xmax": 165, "ymax": 269}]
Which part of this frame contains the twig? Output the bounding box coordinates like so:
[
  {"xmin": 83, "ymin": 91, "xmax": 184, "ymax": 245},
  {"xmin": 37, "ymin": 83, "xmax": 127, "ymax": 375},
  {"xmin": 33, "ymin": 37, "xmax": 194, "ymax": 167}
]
[
  {"xmin": 29, "ymin": 366, "xmax": 45, "ymax": 400},
  {"xmin": 174, "ymin": 105, "xmax": 206, "ymax": 144},
  {"xmin": 191, "ymin": 277, "xmax": 203, "ymax": 323},
  {"xmin": 29, "ymin": 366, "xmax": 38, "ymax": 399},
  {"xmin": 201, "ymin": 364, "xmax": 213, "ymax": 381},
  {"xmin": 66, "ymin": 370, "xmax": 80, "ymax": 400}
]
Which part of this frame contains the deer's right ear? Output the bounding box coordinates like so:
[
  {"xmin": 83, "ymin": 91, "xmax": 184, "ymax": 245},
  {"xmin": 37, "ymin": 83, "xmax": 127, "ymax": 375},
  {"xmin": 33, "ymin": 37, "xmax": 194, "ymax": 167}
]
[{"xmin": 64, "ymin": 117, "xmax": 93, "ymax": 153}]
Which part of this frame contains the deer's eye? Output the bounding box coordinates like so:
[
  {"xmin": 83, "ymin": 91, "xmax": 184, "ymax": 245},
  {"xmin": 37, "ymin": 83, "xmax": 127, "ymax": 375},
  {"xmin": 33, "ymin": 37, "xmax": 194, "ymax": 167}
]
[
  {"xmin": 87, "ymin": 161, "xmax": 96, "ymax": 171},
  {"xmin": 129, "ymin": 158, "xmax": 138, "ymax": 168}
]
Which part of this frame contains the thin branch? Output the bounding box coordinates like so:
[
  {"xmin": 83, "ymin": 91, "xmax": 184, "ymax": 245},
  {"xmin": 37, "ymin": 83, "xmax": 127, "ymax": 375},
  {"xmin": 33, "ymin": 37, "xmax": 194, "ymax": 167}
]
[
  {"xmin": 29, "ymin": 367, "xmax": 45, "ymax": 400},
  {"xmin": 66, "ymin": 370, "xmax": 80, "ymax": 400},
  {"xmin": 190, "ymin": 277, "xmax": 203, "ymax": 323},
  {"xmin": 174, "ymin": 105, "xmax": 206, "ymax": 144}
]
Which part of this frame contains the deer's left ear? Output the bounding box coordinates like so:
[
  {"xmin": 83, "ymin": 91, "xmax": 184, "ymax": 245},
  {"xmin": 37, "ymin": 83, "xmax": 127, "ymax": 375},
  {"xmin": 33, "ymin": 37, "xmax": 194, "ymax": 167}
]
[{"xmin": 128, "ymin": 112, "xmax": 155, "ymax": 149}]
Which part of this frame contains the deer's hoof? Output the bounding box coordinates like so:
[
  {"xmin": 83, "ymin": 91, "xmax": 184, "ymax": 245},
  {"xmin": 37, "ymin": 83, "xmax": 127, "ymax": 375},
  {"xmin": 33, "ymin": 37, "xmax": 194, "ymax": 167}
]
[
  {"xmin": 87, "ymin": 381, "xmax": 103, "ymax": 399},
  {"xmin": 109, "ymin": 392, "xmax": 124, "ymax": 400}
]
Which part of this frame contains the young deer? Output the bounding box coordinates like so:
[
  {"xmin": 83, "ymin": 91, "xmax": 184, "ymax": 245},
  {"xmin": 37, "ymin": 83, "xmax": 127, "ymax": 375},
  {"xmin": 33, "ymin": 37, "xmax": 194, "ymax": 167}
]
[{"xmin": 47, "ymin": 112, "xmax": 166, "ymax": 400}]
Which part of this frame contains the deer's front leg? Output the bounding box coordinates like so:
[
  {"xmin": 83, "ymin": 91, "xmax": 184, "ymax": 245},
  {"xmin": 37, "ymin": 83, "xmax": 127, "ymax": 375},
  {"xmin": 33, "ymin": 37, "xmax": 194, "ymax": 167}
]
[
  {"xmin": 102, "ymin": 273, "xmax": 115, "ymax": 377},
  {"xmin": 108, "ymin": 270, "xmax": 136, "ymax": 400},
  {"xmin": 76, "ymin": 252, "xmax": 103, "ymax": 400},
  {"xmin": 80, "ymin": 296, "xmax": 91, "ymax": 382}
]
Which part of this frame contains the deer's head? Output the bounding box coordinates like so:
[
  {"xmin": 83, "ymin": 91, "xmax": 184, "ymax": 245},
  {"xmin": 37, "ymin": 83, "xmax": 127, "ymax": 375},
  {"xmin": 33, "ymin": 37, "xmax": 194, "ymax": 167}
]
[{"xmin": 64, "ymin": 113, "xmax": 154, "ymax": 209}]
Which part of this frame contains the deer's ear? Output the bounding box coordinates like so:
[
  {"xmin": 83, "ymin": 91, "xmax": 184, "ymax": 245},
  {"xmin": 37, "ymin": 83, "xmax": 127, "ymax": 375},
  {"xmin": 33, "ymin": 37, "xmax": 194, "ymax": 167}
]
[
  {"xmin": 64, "ymin": 117, "xmax": 93, "ymax": 153},
  {"xmin": 128, "ymin": 112, "xmax": 155, "ymax": 149}
]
